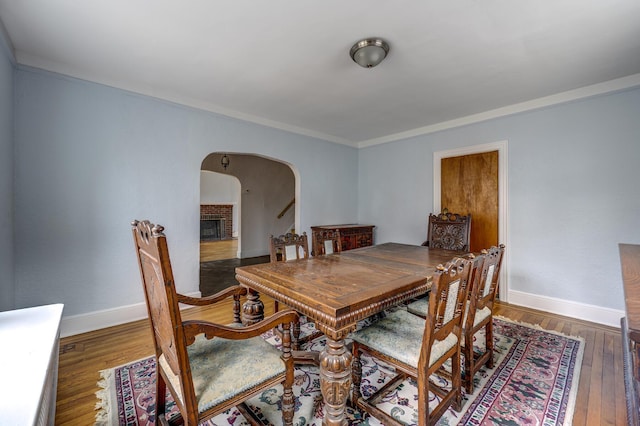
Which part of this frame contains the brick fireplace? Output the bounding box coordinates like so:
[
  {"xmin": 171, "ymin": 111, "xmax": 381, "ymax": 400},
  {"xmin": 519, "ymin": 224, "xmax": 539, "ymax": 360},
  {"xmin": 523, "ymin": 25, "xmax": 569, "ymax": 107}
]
[{"xmin": 200, "ymin": 204, "xmax": 233, "ymax": 240}]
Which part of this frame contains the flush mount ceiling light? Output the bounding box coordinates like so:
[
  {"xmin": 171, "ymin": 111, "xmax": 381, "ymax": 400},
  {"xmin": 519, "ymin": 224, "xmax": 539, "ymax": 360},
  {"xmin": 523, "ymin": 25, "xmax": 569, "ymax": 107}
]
[{"xmin": 350, "ymin": 38, "xmax": 390, "ymax": 68}]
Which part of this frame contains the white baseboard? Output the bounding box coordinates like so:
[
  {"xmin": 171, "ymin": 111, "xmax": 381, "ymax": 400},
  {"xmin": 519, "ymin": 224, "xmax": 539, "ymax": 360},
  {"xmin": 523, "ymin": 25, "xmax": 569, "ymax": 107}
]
[
  {"xmin": 507, "ymin": 290, "xmax": 624, "ymax": 328},
  {"xmin": 62, "ymin": 288, "xmax": 623, "ymax": 337},
  {"xmin": 60, "ymin": 291, "xmax": 201, "ymax": 338}
]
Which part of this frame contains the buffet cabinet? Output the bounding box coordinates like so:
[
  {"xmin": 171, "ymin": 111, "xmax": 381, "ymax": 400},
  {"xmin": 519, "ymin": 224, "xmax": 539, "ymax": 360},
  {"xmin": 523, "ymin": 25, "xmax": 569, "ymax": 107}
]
[
  {"xmin": 620, "ymin": 243, "xmax": 640, "ymax": 425},
  {"xmin": 311, "ymin": 224, "xmax": 375, "ymax": 256}
]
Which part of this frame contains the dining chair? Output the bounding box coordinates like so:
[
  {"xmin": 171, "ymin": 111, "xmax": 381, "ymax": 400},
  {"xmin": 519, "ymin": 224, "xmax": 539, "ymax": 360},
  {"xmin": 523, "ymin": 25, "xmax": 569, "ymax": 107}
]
[
  {"xmin": 313, "ymin": 229, "xmax": 342, "ymax": 256},
  {"xmin": 269, "ymin": 232, "xmax": 322, "ymax": 351},
  {"xmin": 132, "ymin": 220, "xmax": 299, "ymax": 426},
  {"xmin": 421, "ymin": 211, "xmax": 472, "ymax": 252},
  {"xmin": 350, "ymin": 257, "xmax": 472, "ymax": 426},
  {"xmin": 406, "ymin": 245, "xmax": 505, "ymax": 393},
  {"xmin": 460, "ymin": 244, "xmax": 505, "ymax": 392},
  {"xmin": 269, "ymin": 232, "xmax": 309, "ymax": 263}
]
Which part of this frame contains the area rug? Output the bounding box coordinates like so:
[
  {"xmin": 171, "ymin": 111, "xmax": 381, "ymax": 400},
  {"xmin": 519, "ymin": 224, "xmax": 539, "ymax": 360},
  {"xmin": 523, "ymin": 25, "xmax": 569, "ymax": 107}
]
[{"xmin": 95, "ymin": 315, "xmax": 584, "ymax": 425}]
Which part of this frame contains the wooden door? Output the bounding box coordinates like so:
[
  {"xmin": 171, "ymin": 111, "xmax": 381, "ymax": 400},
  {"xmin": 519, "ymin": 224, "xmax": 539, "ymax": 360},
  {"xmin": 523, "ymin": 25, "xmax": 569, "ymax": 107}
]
[{"xmin": 441, "ymin": 151, "xmax": 498, "ymax": 252}]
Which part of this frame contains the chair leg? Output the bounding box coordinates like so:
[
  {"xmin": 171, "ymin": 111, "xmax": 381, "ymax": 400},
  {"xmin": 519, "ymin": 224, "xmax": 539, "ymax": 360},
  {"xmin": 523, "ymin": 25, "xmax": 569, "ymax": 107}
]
[
  {"xmin": 416, "ymin": 370, "xmax": 431, "ymax": 426},
  {"xmin": 486, "ymin": 321, "xmax": 495, "ymax": 369},
  {"xmin": 451, "ymin": 346, "xmax": 462, "ymax": 412},
  {"xmin": 463, "ymin": 329, "xmax": 474, "ymax": 393},
  {"xmin": 292, "ymin": 321, "xmax": 301, "ymax": 351},
  {"xmin": 350, "ymin": 344, "xmax": 363, "ymax": 406},
  {"xmin": 155, "ymin": 369, "xmax": 168, "ymax": 422},
  {"xmin": 281, "ymin": 322, "xmax": 295, "ymax": 426}
]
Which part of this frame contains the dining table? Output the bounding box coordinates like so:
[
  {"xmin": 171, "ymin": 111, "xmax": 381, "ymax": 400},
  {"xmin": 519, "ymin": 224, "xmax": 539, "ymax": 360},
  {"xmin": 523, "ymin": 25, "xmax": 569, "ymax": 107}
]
[{"xmin": 235, "ymin": 242, "xmax": 462, "ymax": 426}]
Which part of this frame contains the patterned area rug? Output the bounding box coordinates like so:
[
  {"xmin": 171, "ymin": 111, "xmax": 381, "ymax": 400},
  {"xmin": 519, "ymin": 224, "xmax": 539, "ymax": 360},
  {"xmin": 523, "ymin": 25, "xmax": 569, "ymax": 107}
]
[{"xmin": 95, "ymin": 315, "xmax": 584, "ymax": 425}]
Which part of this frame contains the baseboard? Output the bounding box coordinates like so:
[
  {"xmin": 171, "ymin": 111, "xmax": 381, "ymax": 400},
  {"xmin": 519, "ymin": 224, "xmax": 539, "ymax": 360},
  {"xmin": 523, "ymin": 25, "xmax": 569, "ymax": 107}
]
[
  {"xmin": 508, "ymin": 290, "xmax": 624, "ymax": 328},
  {"xmin": 62, "ymin": 288, "xmax": 623, "ymax": 337},
  {"xmin": 59, "ymin": 291, "xmax": 201, "ymax": 338}
]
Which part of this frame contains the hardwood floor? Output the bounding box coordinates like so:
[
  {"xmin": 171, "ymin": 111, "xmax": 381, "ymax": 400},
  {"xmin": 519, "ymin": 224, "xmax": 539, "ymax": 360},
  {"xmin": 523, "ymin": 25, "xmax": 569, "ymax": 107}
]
[
  {"xmin": 200, "ymin": 239, "xmax": 238, "ymax": 262},
  {"xmin": 55, "ymin": 299, "xmax": 625, "ymax": 425}
]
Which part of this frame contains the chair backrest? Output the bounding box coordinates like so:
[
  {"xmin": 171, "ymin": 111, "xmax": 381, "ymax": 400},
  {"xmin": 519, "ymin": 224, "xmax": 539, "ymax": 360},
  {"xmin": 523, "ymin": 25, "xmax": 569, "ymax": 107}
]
[
  {"xmin": 468, "ymin": 245, "xmax": 505, "ymax": 314},
  {"xmin": 425, "ymin": 212, "xmax": 472, "ymax": 252},
  {"xmin": 131, "ymin": 220, "xmax": 194, "ymax": 405},
  {"xmin": 270, "ymin": 232, "xmax": 309, "ymax": 263},
  {"xmin": 314, "ymin": 229, "xmax": 342, "ymax": 256},
  {"xmin": 424, "ymin": 257, "xmax": 472, "ymax": 344}
]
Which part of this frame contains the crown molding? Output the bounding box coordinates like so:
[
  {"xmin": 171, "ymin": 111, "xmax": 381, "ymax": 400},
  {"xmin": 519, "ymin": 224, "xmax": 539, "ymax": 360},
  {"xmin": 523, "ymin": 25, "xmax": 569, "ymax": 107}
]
[
  {"xmin": 357, "ymin": 73, "xmax": 640, "ymax": 148},
  {"xmin": 14, "ymin": 54, "xmax": 640, "ymax": 150},
  {"xmin": 15, "ymin": 54, "xmax": 357, "ymax": 147}
]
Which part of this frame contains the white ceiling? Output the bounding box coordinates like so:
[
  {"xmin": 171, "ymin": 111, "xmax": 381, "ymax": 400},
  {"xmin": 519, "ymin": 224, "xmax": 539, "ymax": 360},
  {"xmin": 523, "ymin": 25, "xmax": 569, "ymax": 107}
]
[{"xmin": 1, "ymin": 1, "xmax": 640, "ymax": 147}]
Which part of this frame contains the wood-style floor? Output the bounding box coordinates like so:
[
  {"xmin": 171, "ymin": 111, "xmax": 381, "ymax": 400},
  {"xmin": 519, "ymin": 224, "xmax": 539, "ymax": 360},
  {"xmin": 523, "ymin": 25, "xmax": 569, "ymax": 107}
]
[
  {"xmin": 54, "ymin": 241, "xmax": 627, "ymax": 425},
  {"xmin": 200, "ymin": 239, "xmax": 238, "ymax": 262}
]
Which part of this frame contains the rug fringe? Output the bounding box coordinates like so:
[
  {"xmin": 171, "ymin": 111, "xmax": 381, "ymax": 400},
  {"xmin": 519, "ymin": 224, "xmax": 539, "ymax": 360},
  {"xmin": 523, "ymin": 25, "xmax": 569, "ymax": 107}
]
[
  {"xmin": 94, "ymin": 367, "xmax": 115, "ymax": 425},
  {"xmin": 494, "ymin": 315, "xmax": 586, "ymax": 342}
]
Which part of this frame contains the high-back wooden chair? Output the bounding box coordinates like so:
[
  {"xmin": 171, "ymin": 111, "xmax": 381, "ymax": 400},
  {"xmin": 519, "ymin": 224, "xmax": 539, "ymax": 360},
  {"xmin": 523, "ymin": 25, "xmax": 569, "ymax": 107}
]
[
  {"xmin": 350, "ymin": 257, "xmax": 472, "ymax": 426},
  {"xmin": 461, "ymin": 244, "xmax": 505, "ymax": 392},
  {"xmin": 422, "ymin": 212, "xmax": 472, "ymax": 252},
  {"xmin": 312, "ymin": 229, "xmax": 342, "ymax": 256},
  {"xmin": 407, "ymin": 251, "xmax": 483, "ymax": 321},
  {"xmin": 132, "ymin": 220, "xmax": 298, "ymax": 425},
  {"xmin": 269, "ymin": 232, "xmax": 309, "ymax": 262},
  {"xmin": 268, "ymin": 232, "xmax": 322, "ymax": 351}
]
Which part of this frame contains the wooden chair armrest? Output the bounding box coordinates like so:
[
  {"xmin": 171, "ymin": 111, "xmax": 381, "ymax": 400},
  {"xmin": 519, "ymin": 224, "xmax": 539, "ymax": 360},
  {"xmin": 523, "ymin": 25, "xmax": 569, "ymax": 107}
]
[
  {"xmin": 177, "ymin": 285, "xmax": 247, "ymax": 306},
  {"xmin": 183, "ymin": 309, "xmax": 300, "ymax": 342}
]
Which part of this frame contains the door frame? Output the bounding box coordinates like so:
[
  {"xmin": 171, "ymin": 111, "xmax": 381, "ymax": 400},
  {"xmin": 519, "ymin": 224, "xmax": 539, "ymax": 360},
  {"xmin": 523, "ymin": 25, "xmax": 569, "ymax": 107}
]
[{"xmin": 433, "ymin": 140, "xmax": 509, "ymax": 301}]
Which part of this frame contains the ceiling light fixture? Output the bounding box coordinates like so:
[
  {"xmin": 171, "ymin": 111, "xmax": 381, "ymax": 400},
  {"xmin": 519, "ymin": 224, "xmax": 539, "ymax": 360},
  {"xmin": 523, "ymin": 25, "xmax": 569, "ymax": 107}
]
[{"xmin": 350, "ymin": 38, "xmax": 389, "ymax": 68}]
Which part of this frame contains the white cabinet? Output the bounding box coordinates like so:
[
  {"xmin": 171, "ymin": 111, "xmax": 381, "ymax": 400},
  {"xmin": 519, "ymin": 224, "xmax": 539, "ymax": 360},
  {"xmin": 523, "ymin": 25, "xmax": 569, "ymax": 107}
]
[{"xmin": 0, "ymin": 304, "xmax": 64, "ymax": 425}]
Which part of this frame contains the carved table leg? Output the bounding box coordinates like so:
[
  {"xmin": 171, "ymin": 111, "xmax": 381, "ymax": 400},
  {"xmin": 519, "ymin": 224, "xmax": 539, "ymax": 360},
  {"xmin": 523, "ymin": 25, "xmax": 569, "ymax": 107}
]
[
  {"xmin": 241, "ymin": 288, "xmax": 264, "ymax": 325},
  {"xmin": 319, "ymin": 337, "xmax": 352, "ymax": 426}
]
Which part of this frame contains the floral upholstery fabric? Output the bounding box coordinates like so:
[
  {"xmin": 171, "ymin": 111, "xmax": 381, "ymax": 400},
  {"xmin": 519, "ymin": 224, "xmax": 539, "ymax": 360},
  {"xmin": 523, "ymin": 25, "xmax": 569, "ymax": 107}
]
[
  {"xmin": 466, "ymin": 306, "xmax": 491, "ymax": 327},
  {"xmin": 350, "ymin": 309, "xmax": 457, "ymax": 368},
  {"xmin": 443, "ymin": 280, "xmax": 460, "ymax": 323},
  {"xmin": 483, "ymin": 264, "xmax": 495, "ymax": 297},
  {"xmin": 406, "ymin": 297, "xmax": 429, "ymax": 317},
  {"xmin": 408, "ymin": 296, "xmax": 491, "ymax": 328},
  {"xmin": 406, "ymin": 279, "xmax": 460, "ymax": 322},
  {"xmin": 284, "ymin": 244, "xmax": 298, "ymax": 260},
  {"xmin": 159, "ymin": 333, "xmax": 286, "ymax": 414}
]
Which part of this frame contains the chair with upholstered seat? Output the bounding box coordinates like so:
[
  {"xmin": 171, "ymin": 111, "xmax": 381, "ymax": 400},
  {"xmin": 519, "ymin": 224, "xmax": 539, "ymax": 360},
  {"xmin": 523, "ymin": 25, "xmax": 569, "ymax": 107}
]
[
  {"xmin": 460, "ymin": 245, "xmax": 505, "ymax": 392},
  {"xmin": 312, "ymin": 229, "xmax": 342, "ymax": 256},
  {"xmin": 132, "ymin": 220, "xmax": 298, "ymax": 426},
  {"xmin": 421, "ymin": 211, "xmax": 472, "ymax": 252},
  {"xmin": 406, "ymin": 245, "xmax": 505, "ymax": 393},
  {"xmin": 406, "ymin": 252, "xmax": 483, "ymax": 322},
  {"xmin": 269, "ymin": 232, "xmax": 322, "ymax": 351},
  {"xmin": 350, "ymin": 257, "xmax": 472, "ymax": 426}
]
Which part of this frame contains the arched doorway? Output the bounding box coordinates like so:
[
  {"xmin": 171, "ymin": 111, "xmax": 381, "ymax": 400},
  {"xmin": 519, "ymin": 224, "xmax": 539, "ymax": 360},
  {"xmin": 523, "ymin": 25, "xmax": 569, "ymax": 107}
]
[{"xmin": 199, "ymin": 152, "xmax": 296, "ymax": 295}]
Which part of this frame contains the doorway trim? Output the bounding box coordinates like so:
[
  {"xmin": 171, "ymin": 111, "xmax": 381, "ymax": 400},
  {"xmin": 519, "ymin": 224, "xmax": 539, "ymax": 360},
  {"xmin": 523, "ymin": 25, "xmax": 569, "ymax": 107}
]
[{"xmin": 433, "ymin": 140, "xmax": 509, "ymax": 301}]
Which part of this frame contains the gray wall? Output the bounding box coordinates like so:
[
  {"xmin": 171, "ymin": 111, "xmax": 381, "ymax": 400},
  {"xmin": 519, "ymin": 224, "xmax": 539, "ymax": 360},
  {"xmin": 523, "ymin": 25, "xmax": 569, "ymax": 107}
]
[
  {"xmin": 6, "ymin": 50, "xmax": 640, "ymax": 326},
  {"xmin": 13, "ymin": 66, "xmax": 358, "ymax": 317},
  {"xmin": 358, "ymin": 87, "xmax": 640, "ymax": 312},
  {"xmin": 0, "ymin": 28, "xmax": 14, "ymax": 311}
]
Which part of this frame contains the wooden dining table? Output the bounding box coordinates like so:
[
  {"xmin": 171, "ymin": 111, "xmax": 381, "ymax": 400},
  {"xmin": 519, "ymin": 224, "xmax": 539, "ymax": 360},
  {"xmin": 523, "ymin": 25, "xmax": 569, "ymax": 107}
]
[{"xmin": 235, "ymin": 242, "xmax": 461, "ymax": 426}]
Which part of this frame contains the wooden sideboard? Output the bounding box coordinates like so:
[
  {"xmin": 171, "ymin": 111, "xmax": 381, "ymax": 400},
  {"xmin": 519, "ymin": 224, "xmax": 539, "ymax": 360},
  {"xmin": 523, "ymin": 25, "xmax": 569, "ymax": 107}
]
[
  {"xmin": 620, "ymin": 243, "xmax": 640, "ymax": 425},
  {"xmin": 310, "ymin": 224, "xmax": 374, "ymax": 256}
]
